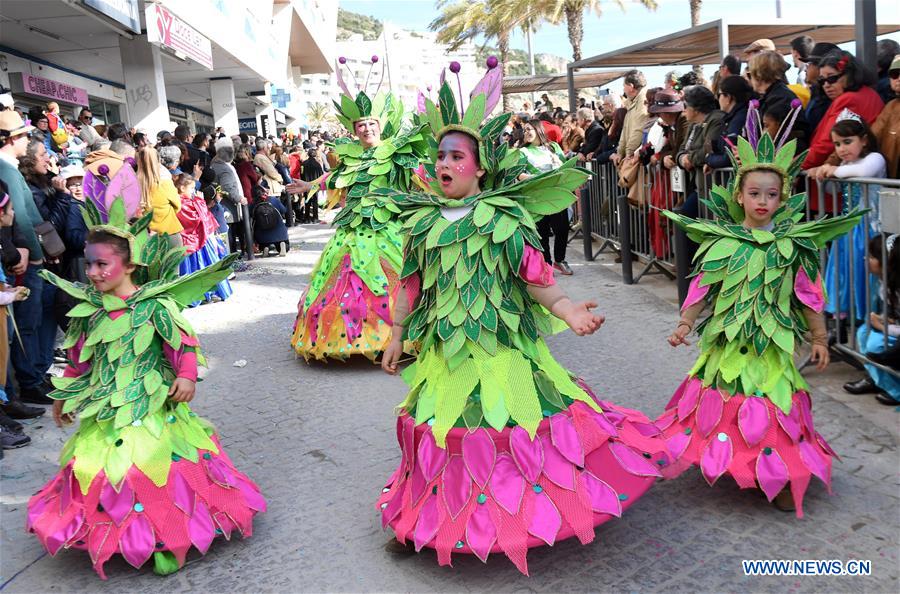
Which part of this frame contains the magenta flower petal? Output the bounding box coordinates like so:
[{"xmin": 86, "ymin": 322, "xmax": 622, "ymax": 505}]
[
  {"xmin": 527, "ymin": 490, "xmax": 562, "ymax": 546},
  {"xmin": 696, "ymin": 387, "xmax": 724, "ymax": 437},
  {"xmin": 738, "ymin": 396, "xmax": 770, "ymax": 447},
  {"xmin": 168, "ymin": 471, "xmax": 195, "ymax": 517},
  {"xmin": 466, "ymin": 502, "xmax": 497, "ymax": 562},
  {"xmin": 45, "ymin": 510, "xmax": 85, "ymax": 556},
  {"xmin": 413, "ymin": 493, "xmax": 441, "ymax": 552},
  {"xmin": 417, "ymin": 431, "xmax": 449, "ymax": 483},
  {"xmin": 510, "ymin": 426, "xmax": 543, "ymax": 483},
  {"xmin": 581, "ymin": 472, "xmax": 622, "ymax": 517},
  {"xmin": 188, "ymin": 499, "xmax": 215, "ymax": 554},
  {"xmin": 666, "ymin": 430, "xmax": 692, "ymax": 461},
  {"xmin": 489, "ymin": 453, "xmax": 525, "ymax": 515},
  {"xmin": 550, "ymin": 414, "xmax": 584, "ymax": 467},
  {"xmin": 676, "ymin": 377, "xmax": 703, "ymax": 420},
  {"xmin": 462, "ymin": 428, "xmax": 496, "ymax": 489},
  {"xmin": 700, "ymin": 432, "xmax": 733, "ymax": 485},
  {"xmin": 609, "ymin": 442, "xmax": 662, "ymax": 477},
  {"xmin": 540, "ymin": 434, "xmax": 576, "ymax": 490},
  {"xmin": 798, "ymin": 440, "xmax": 830, "ymax": 485},
  {"xmin": 775, "ymin": 407, "xmax": 801, "ymax": 443},
  {"xmin": 442, "ymin": 455, "xmax": 472, "ymax": 520},
  {"xmin": 755, "ymin": 447, "xmax": 789, "ymax": 502},
  {"xmin": 100, "ymin": 480, "xmax": 134, "ymax": 526},
  {"xmin": 120, "ymin": 513, "xmax": 155, "ymax": 568}
]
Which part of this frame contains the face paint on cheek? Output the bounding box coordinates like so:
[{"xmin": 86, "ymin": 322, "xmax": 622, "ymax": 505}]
[{"xmin": 85, "ymin": 244, "xmax": 127, "ymax": 284}]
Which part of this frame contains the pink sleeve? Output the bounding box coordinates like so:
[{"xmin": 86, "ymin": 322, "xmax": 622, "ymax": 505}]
[
  {"xmin": 402, "ymin": 272, "xmax": 421, "ymax": 308},
  {"xmin": 795, "ymin": 267, "xmax": 825, "ymax": 313},
  {"xmin": 519, "ymin": 245, "xmax": 555, "ymax": 287},
  {"xmin": 162, "ymin": 333, "xmax": 200, "ymax": 381},
  {"xmin": 63, "ymin": 335, "xmax": 91, "ymax": 378},
  {"xmin": 681, "ymin": 273, "xmax": 710, "ymax": 312}
]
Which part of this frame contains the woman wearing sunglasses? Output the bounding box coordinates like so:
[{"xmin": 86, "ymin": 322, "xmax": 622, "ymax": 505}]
[
  {"xmin": 803, "ymin": 50, "xmax": 884, "ymax": 199},
  {"xmin": 872, "ymin": 55, "xmax": 900, "ymax": 179}
]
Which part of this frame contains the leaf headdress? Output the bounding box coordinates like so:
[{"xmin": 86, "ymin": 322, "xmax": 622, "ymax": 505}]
[{"xmin": 332, "ymin": 54, "xmax": 402, "ymax": 137}]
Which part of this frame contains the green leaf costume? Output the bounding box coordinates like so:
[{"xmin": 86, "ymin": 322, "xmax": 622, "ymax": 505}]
[
  {"xmin": 27, "ymin": 198, "xmax": 265, "ymax": 578},
  {"xmin": 655, "ymin": 129, "xmax": 866, "ymax": 516},
  {"xmin": 291, "ymin": 91, "xmax": 430, "ymax": 361}
]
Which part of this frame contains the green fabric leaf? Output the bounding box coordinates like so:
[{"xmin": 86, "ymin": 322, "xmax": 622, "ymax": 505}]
[{"xmin": 133, "ymin": 323, "xmax": 155, "ymax": 354}]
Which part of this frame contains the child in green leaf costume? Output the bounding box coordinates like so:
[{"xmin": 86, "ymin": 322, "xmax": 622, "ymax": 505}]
[
  {"xmin": 291, "ymin": 56, "xmax": 430, "ymax": 362},
  {"xmin": 26, "ymin": 197, "xmax": 265, "ymax": 579},
  {"xmin": 657, "ymin": 103, "xmax": 865, "ymax": 516},
  {"xmin": 374, "ymin": 59, "xmax": 671, "ymax": 575}
]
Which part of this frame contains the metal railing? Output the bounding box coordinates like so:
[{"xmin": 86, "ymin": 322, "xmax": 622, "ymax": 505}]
[{"xmin": 580, "ymin": 157, "xmax": 900, "ymax": 383}]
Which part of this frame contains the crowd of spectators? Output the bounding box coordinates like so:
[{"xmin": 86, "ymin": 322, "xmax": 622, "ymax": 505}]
[{"xmin": 0, "ymin": 93, "xmax": 333, "ymax": 453}]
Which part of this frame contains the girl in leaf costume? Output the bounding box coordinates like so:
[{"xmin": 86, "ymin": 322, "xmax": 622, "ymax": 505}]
[
  {"xmin": 26, "ymin": 194, "xmax": 265, "ymax": 579},
  {"xmin": 658, "ymin": 103, "xmax": 865, "ymax": 516},
  {"xmin": 375, "ymin": 60, "xmax": 671, "ymax": 575},
  {"xmin": 291, "ymin": 55, "xmax": 430, "ymax": 361}
]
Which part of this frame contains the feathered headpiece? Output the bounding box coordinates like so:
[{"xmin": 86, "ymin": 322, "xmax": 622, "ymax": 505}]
[
  {"xmin": 418, "ymin": 57, "xmax": 517, "ymax": 192},
  {"xmin": 333, "ymin": 55, "xmax": 398, "ymax": 133}
]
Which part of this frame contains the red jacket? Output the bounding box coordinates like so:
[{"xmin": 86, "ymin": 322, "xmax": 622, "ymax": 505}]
[
  {"xmin": 802, "ymin": 85, "xmax": 884, "ymax": 169},
  {"xmin": 541, "ymin": 121, "xmax": 562, "ymax": 145}
]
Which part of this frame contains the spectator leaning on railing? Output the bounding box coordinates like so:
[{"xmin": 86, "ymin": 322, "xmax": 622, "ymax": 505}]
[
  {"xmin": 675, "ymin": 86, "xmax": 726, "ymax": 217},
  {"xmin": 872, "ymin": 55, "xmax": 900, "ymax": 179},
  {"xmin": 706, "ymin": 75, "xmax": 753, "ymax": 170},
  {"xmin": 611, "ymin": 69, "xmax": 652, "ymax": 166}
]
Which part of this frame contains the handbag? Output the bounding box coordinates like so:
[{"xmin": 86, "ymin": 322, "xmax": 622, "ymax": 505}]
[{"xmin": 34, "ymin": 221, "xmax": 66, "ymax": 259}]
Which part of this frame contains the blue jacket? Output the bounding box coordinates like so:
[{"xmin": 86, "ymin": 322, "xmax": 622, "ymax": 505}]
[
  {"xmin": 209, "ymin": 201, "xmax": 229, "ymax": 235},
  {"xmin": 706, "ymin": 103, "xmax": 748, "ymax": 170}
]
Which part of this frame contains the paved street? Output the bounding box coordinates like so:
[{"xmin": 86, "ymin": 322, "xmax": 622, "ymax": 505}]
[{"xmin": 1, "ymin": 223, "xmax": 898, "ymax": 593}]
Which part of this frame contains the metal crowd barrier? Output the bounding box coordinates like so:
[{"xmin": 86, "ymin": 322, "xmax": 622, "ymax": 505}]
[{"xmin": 580, "ymin": 157, "xmax": 899, "ymax": 382}]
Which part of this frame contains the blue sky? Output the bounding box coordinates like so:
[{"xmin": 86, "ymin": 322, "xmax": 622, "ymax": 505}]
[{"xmin": 340, "ymin": 0, "xmax": 900, "ymax": 60}]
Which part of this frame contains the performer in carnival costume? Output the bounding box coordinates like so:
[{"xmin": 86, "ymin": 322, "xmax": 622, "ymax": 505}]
[
  {"xmin": 26, "ymin": 178, "xmax": 265, "ymax": 578},
  {"xmin": 291, "ymin": 55, "xmax": 430, "ymax": 361},
  {"xmin": 658, "ymin": 102, "xmax": 865, "ymax": 515},
  {"xmin": 375, "ymin": 60, "xmax": 671, "ymax": 574}
]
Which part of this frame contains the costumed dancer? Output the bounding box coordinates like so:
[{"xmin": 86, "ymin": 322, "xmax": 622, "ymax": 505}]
[
  {"xmin": 26, "ymin": 180, "xmax": 265, "ymax": 578},
  {"xmin": 175, "ymin": 173, "xmax": 233, "ymax": 305},
  {"xmin": 291, "ymin": 55, "xmax": 430, "ymax": 361},
  {"xmin": 375, "ymin": 59, "xmax": 671, "ymax": 575},
  {"xmin": 656, "ymin": 101, "xmax": 865, "ymax": 516}
]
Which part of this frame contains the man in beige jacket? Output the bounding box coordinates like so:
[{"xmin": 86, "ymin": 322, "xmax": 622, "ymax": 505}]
[
  {"xmin": 253, "ymin": 138, "xmax": 284, "ymax": 197},
  {"xmin": 611, "ymin": 69, "xmax": 652, "ymax": 167}
]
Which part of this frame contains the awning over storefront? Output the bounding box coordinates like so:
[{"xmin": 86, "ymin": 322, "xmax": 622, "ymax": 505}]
[
  {"xmin": 569, "ymin": 19, "xmax": 900, "ymax": 69},
  {"xmin": 504, "ymin": 71, "xmax": 628, "ymax": 94}
]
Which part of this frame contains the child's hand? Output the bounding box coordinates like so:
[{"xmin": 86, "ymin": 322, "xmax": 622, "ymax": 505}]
[
  {"xmin": 870, "ymin": 312, "xmax": 885, "ymax": 332},
  {"xmin": 168, "ymin": 378, "xmax": 196, "ymax": 402},
  {"xmin": 12, "ymin": 286, "xmax": 29, "ymax": 301},
  {"xmin": 52, "ymin": 400, "xmax": 74, "ymax": 428},
  {"xmin": 563, "ymin": 301, "xmax": 604, "ymax": 336},
  {"xmin": 814, "ymin": 164, "xmax": 837, "ymax": 181},
  {"xmin": 668, "ymin": 323, "xmax": 691, "ymax": 347},
  {"xmin": 809, "ymin": 343, "xmax": 830, "ymax": 371},
  {"xmin": 381, "ymin": 334, "xmax": 404, "ymax": 375}
]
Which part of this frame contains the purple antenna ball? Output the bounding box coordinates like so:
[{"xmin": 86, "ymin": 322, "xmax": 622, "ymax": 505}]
[
  {"xmin": 125, "ymin": 157, "xmax": 136, "ymax": 169},
  {"xmin": 371, "ymin": 55, "xmax": 379, "ymax": 63},
  {"xmin": 427, "ymin": 85, "xmax": 432, "ymax": 92},
  {"xmin": 749, "ymin": 99, "xmax": 760, "ymax": 109},
  {"xmin": 97, "ymin": 164, "xmax": 110, "ymax": 176},
  {"xmin": 449, "ymin": 61, "xmax": 461, "ymax": 74},
  {"xmin": 338, "ymin": 56, "xmax": 347, "ymax": 64},
  {"xmin": 486, "ymin": 56, "xmax": 498, "ymax": 69},
  {"xmin": 790, "ymin": 98, "xmax": 802, "ymax": 108}
]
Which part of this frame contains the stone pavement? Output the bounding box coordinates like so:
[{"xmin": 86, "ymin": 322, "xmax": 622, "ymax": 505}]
[{"xmin": 1, "ymin": 223, "xmax": 898, "ymax": 593}]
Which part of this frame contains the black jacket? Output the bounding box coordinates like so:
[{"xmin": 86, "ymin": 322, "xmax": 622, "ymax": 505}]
[
  {"xmin": 707, "ymin": 103, "xmax": 748, "ymax": 170},
  {"xmin": 579, "ymin": 121, "xmax": 607, "ymax": 157}
]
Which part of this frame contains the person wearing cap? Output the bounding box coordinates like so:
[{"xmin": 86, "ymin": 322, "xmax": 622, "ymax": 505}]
[
  {"xmin": 871, "ymin": 55, "xmax": 900, "ymax": 178},
  {"xmin": 0, "ymin": 111, "xmax": 57, "ymax": 410},
  {"xmin": 742, "ymin": 38, "xmax": 775, "ymax": 60},
  {"xmin": 876, "ymin": 39, "xmax": 900, "ymax": 105},
  {"xmin": 707, "ymin": 75, "xmax": 753, "ymax": 170},
  {"xmin": 57, "ymin": 164, "xmax": 89, "ymax": 282}
]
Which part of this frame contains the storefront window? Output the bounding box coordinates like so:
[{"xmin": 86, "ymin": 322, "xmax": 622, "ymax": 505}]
[{"xmin": 88, "ymin": 99, "xmax": 121, "ymax": 125}]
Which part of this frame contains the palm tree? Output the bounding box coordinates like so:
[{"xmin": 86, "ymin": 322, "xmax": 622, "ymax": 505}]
[
  {"xmin": 522, "ymin": 0, "xmax": 658, "ymax": 62},
  {"xmin": 690, "ymin": 0, "xmax": 703, "ymax": 75},
  {"xmin": 430, "ymin": 0, "xmax": 525, "ymax": 111},
  {"xmin": 306, "ymin": 102, "xmax": 332, "ymax": 128}
]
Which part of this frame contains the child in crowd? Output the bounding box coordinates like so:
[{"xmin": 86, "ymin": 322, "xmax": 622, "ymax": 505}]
[
  {"xmin": 137, "ymin": 147, "xmax": 183, "ymax": 248},
  {"xmin": 175, "ymin": 174, "xmax": 232, "ymax": 305},
  {"xmin": 813, "ymin": 112, "xmax": 886, "ymax": 322},
  {"xmin": 26, "ymin": 205, "xmax": 264, "ymax": 578},
  {"xmin": 659, "ymin": 118, "xmax": 864, "ymax": 515},
  {"xmin": 843, "ymin": 233, "xmax": 900, "ymax": 404}
]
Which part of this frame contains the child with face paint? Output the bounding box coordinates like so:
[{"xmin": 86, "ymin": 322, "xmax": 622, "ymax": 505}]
[
  {"xmin": 375, "ymin": 60, "xmax": 672, "ymax": 574},
  {"xmin": 26, "ymin": 206, "xmax": 265, "ymax": 578},
  {"xmin": 656, "ymin": 103, "xmax": 866, "ymax": 517},
  {"xmin": 291, "ymin": 70, "xmax": 431, "ymax": 362}
]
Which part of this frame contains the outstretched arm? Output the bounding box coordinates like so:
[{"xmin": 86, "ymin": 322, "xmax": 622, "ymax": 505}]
[{"xmin": 526, "ymin": 284, "xmax": 604, "ymax": 336}]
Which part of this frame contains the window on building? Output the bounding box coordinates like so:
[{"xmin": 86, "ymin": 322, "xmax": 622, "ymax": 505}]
[{"xmin": 88, "ymin": 99, "xmax": 122, "ymax": 125}]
